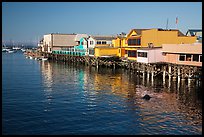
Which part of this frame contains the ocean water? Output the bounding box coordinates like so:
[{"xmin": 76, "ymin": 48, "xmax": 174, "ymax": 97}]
[{"xmin": 2, "ymin": 52, "xmax": 202, "ymax": 135}]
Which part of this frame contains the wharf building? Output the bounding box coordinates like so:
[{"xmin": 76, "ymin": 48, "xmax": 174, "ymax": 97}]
[{"xmin": 33, "ymin": 29, "xmax": 201, "ymax": 82}]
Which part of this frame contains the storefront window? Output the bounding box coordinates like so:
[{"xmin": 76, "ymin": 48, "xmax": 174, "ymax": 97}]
[
  {"xmin": 179, "ymin": 54, "xmax": 185, "ymax": 61},
  {"xmin": 128, "ymin": 50, "xmax": 137, "ymax": 57},
  {"xmin": 186, "ymin": 54, "xmax": 192, "ymax": 61},
  {"xmin": 193, "ymin": 54, "xmax": 199, "ymax": 62},
  {"xmin": 138, "ymin": 52, "xmax": 147, "ymax": 58}
]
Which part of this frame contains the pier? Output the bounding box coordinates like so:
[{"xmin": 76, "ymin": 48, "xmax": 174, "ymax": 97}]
[{"xmin": 25, "ymin": 51, "xmax": 202, "ymax": 87}]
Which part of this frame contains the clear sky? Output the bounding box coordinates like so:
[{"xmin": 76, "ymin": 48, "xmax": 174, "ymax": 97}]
[{"xmin": 2, "ymin": 2, "xmax": 202, "ymax": 44}]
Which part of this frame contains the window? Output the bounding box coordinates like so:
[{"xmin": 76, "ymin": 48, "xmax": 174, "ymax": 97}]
[
  {"xmin": 128, "ymin": 39, "xmax": 136, "ymax": 45},
  {"xmin": 179, "ymin": 54, "xmax": 185, "ymax": 61},
  {"xmin": 90, "ymin": 41, "xmax": 94, "ymax": 45},
  {"xmin": 186, "ymin": 54, "xmax": 192, "ymax": 61},
  {"xmin": 97, "ymin": 41, "xmax": 101, "ymax": 44},
  {"xmin": 128, "ymin": 50, "xmax": 137, "ymax": 57},
  {"xmin": 128, "ymin": 38, "xmax": 141, "ymax": 46},
  {"xmin": 138, "ymin": 52, "xmax": 147, "ymax": 58},
  {"xmin": 125, "ymin": 50, "xmax": 128, "ymax": 54},
  {"xmin": 193, "ymin": 54, "xmax": 199, "ymax": 62},
  {"xmin": 199, "ymin": 55, "xmax": 202, "ymax": 62},
  {"xmin": 102, "ymin": 41, "xmax": 106, "ymax": 44},
  {"xmin": 137, "ymin": 39, "xmax": 141, "ymax": 45}
]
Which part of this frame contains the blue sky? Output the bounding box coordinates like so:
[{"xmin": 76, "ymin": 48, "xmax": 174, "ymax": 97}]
[{"xmin": 2, "ymin": 2, "xmax": 202, "ymax": 44}]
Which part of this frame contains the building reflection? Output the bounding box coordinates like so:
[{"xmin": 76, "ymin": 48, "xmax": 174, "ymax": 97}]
[
  {"xmin": 40, "ymin": 61, "xmax": 53, "ymax": 90},
  {"xmin": 39, "ymin": 61, "xmax": 202, "ymax": 132},
  {"xmin": 39, "ymin": 61, "xmax": 54, "ymax": 113},
  {"xmin": 85, "ymin": 68, "xmax": 137, "ymax": 98},
  {"xmin": 86, "ymin": 67, "xmax": 202, "ymax": 132}
]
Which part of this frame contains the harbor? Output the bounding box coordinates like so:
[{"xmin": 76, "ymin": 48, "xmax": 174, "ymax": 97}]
[
  {"xmin": 3, "ymin": 2, "xmax": 202, "ymax": 135},
  {"xmin": 2, "ymin": 52, "xmax": 202, "ymax": 135}
]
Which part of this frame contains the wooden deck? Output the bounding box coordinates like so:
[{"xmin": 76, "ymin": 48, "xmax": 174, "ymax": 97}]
[{"xmin": 25, "ymin": 51, "xmax": 202, "ymax": 84}]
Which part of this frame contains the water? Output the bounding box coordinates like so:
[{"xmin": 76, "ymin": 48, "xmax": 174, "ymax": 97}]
[{"xmin": 2, "ymin": 52, "xmax": 202, "ymax": 135}]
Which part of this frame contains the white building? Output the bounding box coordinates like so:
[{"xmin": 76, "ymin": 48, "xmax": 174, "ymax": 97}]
[
  {"xmin": 137, "ymin": 47, "xmax": 164, "ymax": 63},
  {"xmin": 42, "ymin": 33, "xmax": 88, "ymax": 53},
  {"xmin": 87, "ymin": 35, "xmax": 116, "ymax": 56}
]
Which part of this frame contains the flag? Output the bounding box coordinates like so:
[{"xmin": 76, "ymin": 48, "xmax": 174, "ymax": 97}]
[{"xmin": 176, "ymin": 17, "xmax": 178, "ymax": 24}]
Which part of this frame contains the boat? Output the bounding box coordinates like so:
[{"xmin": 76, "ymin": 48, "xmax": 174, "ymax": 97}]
[
  {"xmin": 7, "ymin": 49, "xmax": 16, "ymax": 53},
  {"xmin": 41, "ymin": 58, "xmax": 48, "ymax": 61},
  {"xmin": 12, "ymin": 47, "xmax": 21, "ymax": 50},
  {"xmin": 2, "ymin": 48, "xmax": 7, "ymax": 52},
  {"xmin": 21, "ymin": 49, "xmax": 26, "ymax": 52},
  {"xmin": 38, "ymin": 56, "xmax": 48, "ymax": 61},
  {"xmin": 29, "ymin": 56, "xmax": 33, "ymax": 59},
  {"xmin": 2, "ymin": 47, "xmax": 10, "ymax": 52}
]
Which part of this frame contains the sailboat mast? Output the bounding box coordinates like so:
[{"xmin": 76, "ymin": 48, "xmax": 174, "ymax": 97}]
[{"xmin": 166, "ymin": 18, "xmax": 169, "ymax": 30}]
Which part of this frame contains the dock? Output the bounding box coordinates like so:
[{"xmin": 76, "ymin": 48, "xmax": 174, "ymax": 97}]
[{"xmin": 24, "ymin": 50, "xmax": 202, "ymax": 87}]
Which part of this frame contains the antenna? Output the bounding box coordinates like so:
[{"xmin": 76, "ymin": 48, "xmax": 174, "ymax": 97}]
[{"xmin": 166, "ymin": 18, "xmax": 169, "ymax": 30}]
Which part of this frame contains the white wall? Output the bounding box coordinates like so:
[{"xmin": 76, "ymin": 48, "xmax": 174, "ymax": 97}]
[
  {"xmin": 106, "ymin": 41, "xmax": 112, "ymax": 44},
  {"xmin": 137, "ymin": 50, "xmax": 148, "ymax": 63},
  {"xmin": 137, "ymin": 48, "xmax": 164, "ymax": 63},
  {"xmin": 43, "ymin": 34, "xmax": 52, "ymax": 53},
  {"xmin": 87, "ymin": 37, "xmax": 96, "ymax": 48}
]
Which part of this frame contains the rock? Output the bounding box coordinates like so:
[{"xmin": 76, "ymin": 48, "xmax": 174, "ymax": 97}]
[{"xmin": 142, "ymin": 94, "xmax": 152, "ymax": 100}]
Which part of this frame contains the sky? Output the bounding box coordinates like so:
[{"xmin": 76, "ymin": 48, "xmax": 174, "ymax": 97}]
[{"xmin": 2, "ymin": 2, "xmax": 202, "ymax": 44}]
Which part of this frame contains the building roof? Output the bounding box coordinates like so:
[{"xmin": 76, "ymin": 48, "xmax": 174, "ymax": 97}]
[
  {"xmin": 49, "ymin": 33, "xmax": 76, "ymax": 35},
  {"xmin": 132, "ymin": 29, "xmax": 149, "ymax": 35},
  {"xmin": 126, "ymin": 29, "xmax": 149, "ymax": 38},
  {"xmin": 52, "ymin": 34, "xmax": 78, "ymax": 46},
  {"xmin": 75, "ymin": 34, "xmax": 88, "ymax": 41},
  {"xmin": 157, "ymin": 28, "xmax": 186, "ymax": 36},
  {"xmin": 91, "ymin": 35, "xmax": 116, "ymax": 41},
  {"xmin": 186, "ymin": 29, "xmax": 202, "ymax": 36},
  {"xmin": 137, "ymin": 47, "xmax": 162, "ymax": 51},
  {"xmin": 162, "ymin": 43, "xmax": 202, "ymax": 54},
  {"xmin": 177, "ymin": 30, "xmax": 186, "ymax": 36}
]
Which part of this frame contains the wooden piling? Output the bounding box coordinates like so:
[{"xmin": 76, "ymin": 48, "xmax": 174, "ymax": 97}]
[
  {"xmin": 163, "ymin": 65, "xmax": 166, "ymax": 83},
  {"xmin": 168, "ymin": 65, "xmax": 172, "ymax": 82}
]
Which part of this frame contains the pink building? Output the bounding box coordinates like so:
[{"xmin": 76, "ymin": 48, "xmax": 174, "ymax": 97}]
[{"xmin": 162, "ymin": 43, "xmax": 202, "ymax": 67}]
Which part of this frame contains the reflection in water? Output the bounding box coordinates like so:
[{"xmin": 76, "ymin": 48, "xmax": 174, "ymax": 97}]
[
  {"xmin": 41, "ymin": 61, "xmax": 53, "ymax": 89},
  {"xmin": 40, "ymin": 61, "xmax": 54, "ymax": 113},
  {"xmin": 39, "ymin": 61, "xmax": 202, "ymax": 135}
]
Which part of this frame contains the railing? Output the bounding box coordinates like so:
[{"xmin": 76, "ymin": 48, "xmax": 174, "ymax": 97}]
[{"xmin": 52, "ymin": 50, "xmax": 86, "ymax": 56}]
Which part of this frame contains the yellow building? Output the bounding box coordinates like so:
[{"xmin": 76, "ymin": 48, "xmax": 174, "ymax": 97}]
[
  {"xmin": 94, "ymin": 47, "xmax": 119, "ymax": 57},
  {"xmin": 112, "ymin": 36, "xmax": 127, "ymax": 57},
  {"xmin": 124, "ymin": 28, "xmax": 197, "ymax": 61}
]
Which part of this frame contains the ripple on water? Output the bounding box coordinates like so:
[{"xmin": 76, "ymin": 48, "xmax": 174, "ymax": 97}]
[{"xmin": 2, "ymin": 54, "xmax": 202, "ymax": 135}]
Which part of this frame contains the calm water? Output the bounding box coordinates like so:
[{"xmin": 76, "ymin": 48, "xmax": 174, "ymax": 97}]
[{"xmin": 2, "ymin": 52, "xmax": 202, "ymax": 135}]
